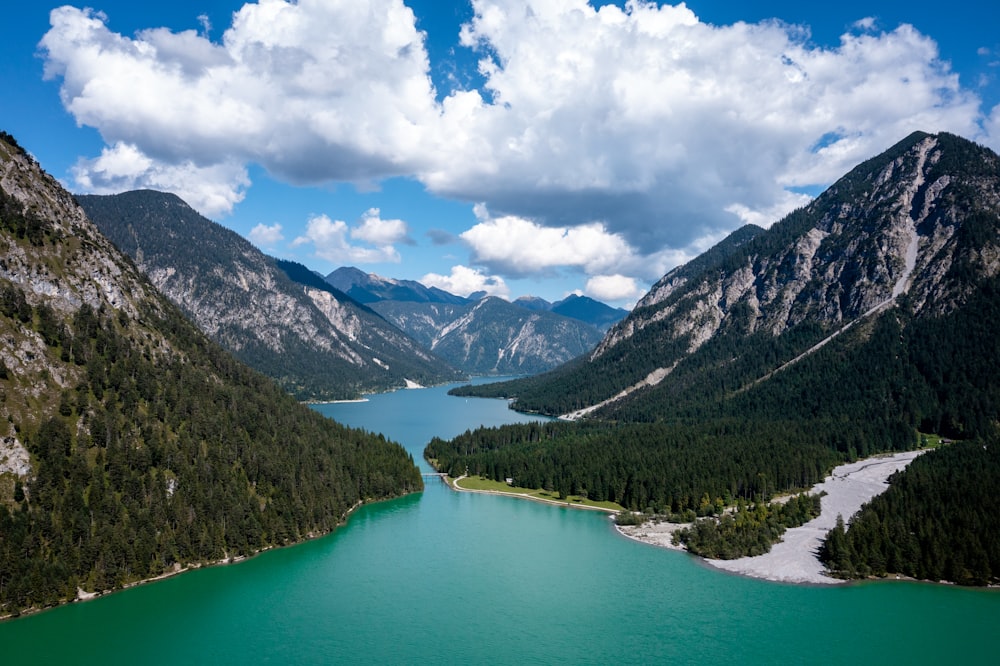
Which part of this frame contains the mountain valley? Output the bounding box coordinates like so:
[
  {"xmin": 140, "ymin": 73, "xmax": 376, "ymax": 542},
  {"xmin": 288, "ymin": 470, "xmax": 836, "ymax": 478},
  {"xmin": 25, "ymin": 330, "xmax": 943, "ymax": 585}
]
[{"xmin": 326, "ymin": 266, "xmax": 622, "ymax": 375}]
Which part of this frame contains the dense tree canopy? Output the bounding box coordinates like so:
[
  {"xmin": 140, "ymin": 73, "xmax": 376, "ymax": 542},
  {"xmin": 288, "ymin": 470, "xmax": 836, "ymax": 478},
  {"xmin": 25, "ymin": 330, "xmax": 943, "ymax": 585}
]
[
  {"xmin": 820, "ymin": 437, "xmax": 1000, "ymax": 586},
  {"xmin": 427, "ymin": 419, "xmax": 841, "ymax": 513},
  {"xmin": 434, "ymin": 265, "xmax": 1000, "ymax": 584}
]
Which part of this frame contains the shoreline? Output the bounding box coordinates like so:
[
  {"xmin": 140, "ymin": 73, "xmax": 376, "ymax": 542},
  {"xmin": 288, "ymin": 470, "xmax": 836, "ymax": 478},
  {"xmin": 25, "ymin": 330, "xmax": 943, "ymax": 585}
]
[
  {"xmin": 443, "ymin": 475, "xmax": 619, "ymax": 513},
  {"xmin": 308, "ymin": 398, "xmax": 370, "ymax": 404},
  {"xmin": 615, "ymin": 520, "xmax": 688, "ymax": 551},
  {"xmin": 1, "ymin": 496, "xmax": 375, "ymax": 623},
  {"xmin": 619, "ymin": 449, "xmax": 928, "ymax": 585}
]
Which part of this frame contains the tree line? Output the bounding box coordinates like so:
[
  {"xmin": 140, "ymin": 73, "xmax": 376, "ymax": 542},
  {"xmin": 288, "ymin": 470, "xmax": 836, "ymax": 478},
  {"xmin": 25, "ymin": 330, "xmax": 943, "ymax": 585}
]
[
  {"xmin": 427, "ymin": 419, "xmax": 841, "ymax": 513},
  {"xmin": 820, "ymin": 437, "xmax": 1000, "ymax": 586},
  {"xmin": 673, "ymin": 493, "xmax": 823, "ymax": 559}
]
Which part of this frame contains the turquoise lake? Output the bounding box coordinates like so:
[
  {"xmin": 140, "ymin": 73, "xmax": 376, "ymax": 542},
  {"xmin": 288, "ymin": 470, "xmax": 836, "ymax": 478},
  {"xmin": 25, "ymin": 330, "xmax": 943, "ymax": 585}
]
[{"xmin": 2, "ymin": 378, "xmax": 998, "ymax": 664}]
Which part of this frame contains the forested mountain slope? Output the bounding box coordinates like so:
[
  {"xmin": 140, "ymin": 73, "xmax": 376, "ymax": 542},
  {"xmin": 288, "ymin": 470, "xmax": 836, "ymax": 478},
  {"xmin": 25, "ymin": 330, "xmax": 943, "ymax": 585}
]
[
  {"xmin": 436, "ymin": 132, "xmax": 1000, "ymax": 583},
  {"xmin": 78, "ymin": 191, "xmax": 461, "ymax": 400},
  {"xmin": 0, "ymin": 132, "xmax": 423, "ymax": 615},
  {"xmin": 464, "ymin": 132, "xmax": 1000, "ymax": 420}
]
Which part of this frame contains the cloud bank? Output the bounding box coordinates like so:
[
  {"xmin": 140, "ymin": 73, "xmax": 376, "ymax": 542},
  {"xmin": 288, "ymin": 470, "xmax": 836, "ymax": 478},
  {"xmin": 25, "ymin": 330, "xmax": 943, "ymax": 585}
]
[
  {"xmin": 248, "ymin": 222, "xmax": 284, "ymax": 248},
  {"xmin": 40, "ymin": 0, "xmax": 997, "ymax": 290}
]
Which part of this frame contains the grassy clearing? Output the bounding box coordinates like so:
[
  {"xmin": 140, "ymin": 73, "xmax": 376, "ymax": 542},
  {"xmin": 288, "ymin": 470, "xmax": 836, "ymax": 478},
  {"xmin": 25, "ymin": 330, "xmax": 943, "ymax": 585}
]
[
  {"xmin": 917, "ymin": 432, "xmax": 954, "ymax": 449},
  {"xmin": 452, "ymin": 475, "xmax": 623, "ymax": 512}
]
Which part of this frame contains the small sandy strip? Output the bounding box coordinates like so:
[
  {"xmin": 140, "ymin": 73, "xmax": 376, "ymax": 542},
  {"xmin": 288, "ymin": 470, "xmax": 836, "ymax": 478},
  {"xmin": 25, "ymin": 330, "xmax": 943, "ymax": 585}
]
[
  {"xmin": 448, "ymin": 476, "xmax": 617, "ymax": 512},
  {"xmin": 560, "ymin": 366, "xmax": 674, "ymax": 420},
  {"xmin": 620, "ymin": 449, "xmax": 927, "ymax": 584}
]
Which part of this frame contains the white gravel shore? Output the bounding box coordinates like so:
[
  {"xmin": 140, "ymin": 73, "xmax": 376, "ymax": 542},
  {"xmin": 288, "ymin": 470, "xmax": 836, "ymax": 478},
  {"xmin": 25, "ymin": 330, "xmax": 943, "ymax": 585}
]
[{"xmin": 620, "ymin": 449, "xmax": 928, "ymax": 584}]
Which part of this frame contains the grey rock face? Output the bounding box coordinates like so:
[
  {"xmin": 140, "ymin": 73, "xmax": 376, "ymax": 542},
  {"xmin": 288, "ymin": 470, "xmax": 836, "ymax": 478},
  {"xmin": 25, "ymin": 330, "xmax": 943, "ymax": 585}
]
[{"xmin": 599, "ymin": 133, "xmax": 1000, "ymax": 364}]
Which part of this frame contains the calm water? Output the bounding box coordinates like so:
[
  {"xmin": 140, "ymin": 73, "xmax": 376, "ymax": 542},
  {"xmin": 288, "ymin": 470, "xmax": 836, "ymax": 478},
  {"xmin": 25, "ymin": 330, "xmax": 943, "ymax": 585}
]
[{"xmin": 3, "ymin": 379, "xmax": 998, "ymax": 664}]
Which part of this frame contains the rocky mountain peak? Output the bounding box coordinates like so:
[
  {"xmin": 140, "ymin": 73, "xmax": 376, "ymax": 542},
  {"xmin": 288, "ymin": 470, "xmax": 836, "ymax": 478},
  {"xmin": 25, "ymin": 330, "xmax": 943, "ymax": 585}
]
[
  {"xmin": 596, "ymin": 132, "xmax": 1000, "ymax": 364},
  {"xmin": 479, "ymin": 131, "xmax": 1000, "ymax": 419}
]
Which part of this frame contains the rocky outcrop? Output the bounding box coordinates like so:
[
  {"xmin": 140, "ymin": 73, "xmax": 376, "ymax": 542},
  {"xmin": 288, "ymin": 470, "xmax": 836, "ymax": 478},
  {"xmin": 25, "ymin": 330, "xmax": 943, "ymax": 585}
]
[
  {"xmin": 0, "ymin": 138, "xmax": 173, "ymax": 480},
  {"xmin": 600, "ymin": 133, "xmax": 998, "ymax": 358}
]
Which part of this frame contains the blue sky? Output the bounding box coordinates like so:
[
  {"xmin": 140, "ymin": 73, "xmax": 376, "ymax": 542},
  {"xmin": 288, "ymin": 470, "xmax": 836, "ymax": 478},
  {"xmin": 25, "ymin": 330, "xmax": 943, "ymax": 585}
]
[{"xmin": 3, "ymin": 1, "xmax": 999, "ymax": 307}]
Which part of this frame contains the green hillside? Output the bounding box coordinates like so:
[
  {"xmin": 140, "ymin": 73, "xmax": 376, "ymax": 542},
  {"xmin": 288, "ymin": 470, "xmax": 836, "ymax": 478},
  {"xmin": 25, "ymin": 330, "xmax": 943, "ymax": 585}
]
[{"xmin": 0, "ymin": 134, "xmax": 422, "ymax": 615}]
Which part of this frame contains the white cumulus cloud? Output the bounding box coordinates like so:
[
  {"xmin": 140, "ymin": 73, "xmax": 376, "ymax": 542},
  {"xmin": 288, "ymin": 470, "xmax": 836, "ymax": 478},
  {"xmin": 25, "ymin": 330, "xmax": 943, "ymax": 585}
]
[
  {"xmin": 585, "ymin": 274, "xmax": 642, "ymax": 302},
  {"xmin": 71, "ymin": 142, "xmax": 249, "ymax": 216},
  {"xmin": 248, "ymin": 222, "xmax": 284, "ymax": 248},
  {"xmin": 352, "ymin": 208, "xmax": 413, "ymax": 246},
  {"xmin": 460, "ymin": 204, "xmax": 636, "ymax": 277},
  {"xmin": 40, "ymin": 1, "xmax": 439, "ymax": 209},
  {"xmin": 292, "ymin": 213, "xmax": 403, "ymax": 264},
  {"xmin": 420, "ymin": 265, "xmax": 510, "ymax": 299},
  {"xmin": 725, "ymin": 191, "xmax": 814, "ymax": 228},
  {"xmin": 39, "ymin": 0, "xmax": 996, "ymax": 267},
  {"xmin": 428, "ymin": 0, "xmax": 987, "ymax": 249}
]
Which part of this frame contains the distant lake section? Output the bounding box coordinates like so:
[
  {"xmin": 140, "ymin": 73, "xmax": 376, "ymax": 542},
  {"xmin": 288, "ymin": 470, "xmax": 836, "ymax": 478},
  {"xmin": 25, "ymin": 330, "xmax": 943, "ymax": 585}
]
[{"xmin": 2, "ymin": 378, "xmax": 997, "ymax": 664}]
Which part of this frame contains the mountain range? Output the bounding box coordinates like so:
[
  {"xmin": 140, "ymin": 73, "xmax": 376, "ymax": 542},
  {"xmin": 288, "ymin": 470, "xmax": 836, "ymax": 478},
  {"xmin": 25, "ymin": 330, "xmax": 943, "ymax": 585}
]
[
  {"xmin": 326, "ymin": 266, "xmax": 627, "ymax": 332},
  {"xmin": 365, "ymin": 295, "xmax": 604, "ymax": 376},
  {"xmin": 77, "ymin": 191, "xmax": 463, "ymax": 400},
  {"xmin": 77, "ymin": 194, "xmax": 624, "ymax": 392},
  {"xmin": 7, "ymin": 123, "xmax": 998, "ymax": 589},
  {"xmin": 471, "ymin": 131, "xmax": 1000, "ymax": 424},
  {"xmin": 327, "ymin": 266, "xmax": 613, "ymax": 375},
  {"xmin": 442, "ymin": 131, "xmax": 1000, "ymax": 585},
  {"xmin": 325, "ymin": 266, "xmax": 468, "ymax": 305}
]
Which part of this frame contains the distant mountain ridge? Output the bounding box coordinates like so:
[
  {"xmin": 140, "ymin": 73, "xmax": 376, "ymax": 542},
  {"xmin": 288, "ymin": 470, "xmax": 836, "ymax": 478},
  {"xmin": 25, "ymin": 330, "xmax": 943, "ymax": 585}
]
[
  {"xmin": 549, "ymin": 294, "xmax": 629, "ymax": 332},
  {"xmin": 513, "ymin": 295, "xmax": 552, "ymax": 311},
  {"xmin": 326, "ymin": 267, "xmax": 614, "ymax": 374},
  {"xmin": 78, "ymin": 191, "xmax": 462, "ymax": 400},
  {"xmin": 328, "ymin": 266, "xmax": 628, "ymax": 332},
  {"xmin": 367, "ymin": 295, "xmax": 604, "ymax": 375},
  {"xmin": 326, "ymin": 266, "xmax": 467, "ymax": 305}
]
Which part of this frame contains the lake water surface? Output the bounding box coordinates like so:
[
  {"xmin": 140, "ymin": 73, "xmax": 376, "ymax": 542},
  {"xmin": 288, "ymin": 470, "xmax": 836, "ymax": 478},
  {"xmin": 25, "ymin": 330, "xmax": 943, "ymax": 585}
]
[{"xmin": 2, "ymin": 379, "xmax": 998, "ymax": 664}]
